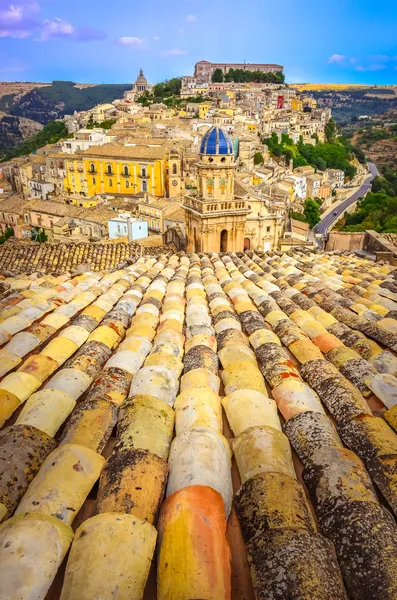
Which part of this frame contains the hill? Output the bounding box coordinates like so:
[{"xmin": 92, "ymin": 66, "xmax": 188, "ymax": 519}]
[
  {"xmin": 0, "ymin": 80, "xmax": 131, "ymax": 156},
  {"xmin": 306, "ymin": 87, "xmax": 397, "ymax": 124}
]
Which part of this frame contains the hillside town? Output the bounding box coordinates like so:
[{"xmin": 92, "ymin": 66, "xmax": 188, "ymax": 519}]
[{"xmin": 0, "ymin": 61, "xmax": 368, "ymax": 254}]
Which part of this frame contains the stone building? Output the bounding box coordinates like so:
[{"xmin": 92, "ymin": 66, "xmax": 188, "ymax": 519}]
[
  {"xmin": 194, "ymin": 61, "xmax": 284, "ymax": 83},
  {"xmin": 183, "ymin": 126, "xmax": 250, "ymax": 252}
]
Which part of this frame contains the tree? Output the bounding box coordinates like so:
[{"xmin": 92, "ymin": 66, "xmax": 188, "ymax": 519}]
[
  {"xmin": 254, "ymin": 152, "xmax": 264, "ymax": 165},
  {"xmin": 31, "ymin": 227, "xmax": 48, "ymax": 243},
  {"xmin": 303, "ymin": 198, "xmax": 321, "ymax": 228},
  {"xmin": 0, "ymin": 226, "xmax": 14, "ymax": 245},
  {"xmin": 212, "ymin": 69, "xmax": 224, "ymax": 83},
  {"xmin": 325, "ymin": 118, "xmax": 337, "ymax": 143},
  {"xmin": 87, "ymin": 113, "xmax": 94, "ymax": 128}
]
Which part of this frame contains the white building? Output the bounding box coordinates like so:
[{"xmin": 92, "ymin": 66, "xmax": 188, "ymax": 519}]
[
  {"xmin": 28, "ymin": 180, "xmax": 54, "ymax": 200},
  {"xmin": 327, "ymin": 169, "xmax": 345, "ymax": 189},
  {"xmin": 61, "ymin": 129, "xmax": 116, "ymax": 154},
  {"xmin": 108, "ymin": 214, "xmax": 148, "ymax": 242},
  {"xmin": 287, "ymin": 175, "xmax": 307, "ymax": 200}
]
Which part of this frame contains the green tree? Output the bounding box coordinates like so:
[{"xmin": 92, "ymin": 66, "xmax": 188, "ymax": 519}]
[
  {"xmin": 254, "ymin": 152, "xmax": 264, "ymax": 165},
  {"xmin": 325, "ymin": 118, "xmax": 337, "ymax": 142},
  {"xmin": 303, "ymin": 198, "xmax": 321, "ymax": 228},
  {"xmin": 31, "ymin": 227, "xmax": 48, "ymax": 243},
  {"xmin": 212, "ymin": 69, "xmax": 224, "ymax": 83}
]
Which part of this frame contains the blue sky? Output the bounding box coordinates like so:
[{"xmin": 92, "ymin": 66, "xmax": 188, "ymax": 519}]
[{"xmin": 1, "ymin": 0, "xmax": 397, "ymax": 85}]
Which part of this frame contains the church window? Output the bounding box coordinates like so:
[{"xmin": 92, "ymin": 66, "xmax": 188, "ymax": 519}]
[
  {"xmin": 109, "ymin": 179, "xmax": 113, "ymax": 187},
  {"xmin": 126, "ymin": 181, "xmax": 129, "ymax": 188},
  {"xmin": 92, "ymin": 177, "xmax": 96, "ymax": 185},
  {"xmin": 141, "ymin": 166, "xmax": 147, "ymax": 177},
  {"xmin": 267, "ymin": 226, "xmax": 271, "ymax": 232},
  {"xmin": 142, "ymin": 181, "xmax": 148, "ymax": 192},
  {"xmin": 107, "ymin": 164, "xmax": 112, "ymax": 175},
  {"xmin": 90, "ymin": 163, "xmax": 95, "ymax": 173},
  {"xmin": 172, "ymin": 163, "xmax": 177, "ymax": 175},
  {"xmin": 124, "ymin": 165, "xmax": 129, "ymax": 176},
  {"xmin": 221, "ymin": 157, "xmax": 226, "ymax": 163}
]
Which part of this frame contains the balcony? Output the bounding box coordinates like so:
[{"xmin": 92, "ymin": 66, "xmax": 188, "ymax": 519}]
[
  {"xmin": 138, "ymin": 173, "xmax": 149, "ymax": 179},
  {"xmin": 121, "ymin": 172, "xmax": 130, "ymax": 178},
  {"xmin": 89, "ymin": 169, "xmax": 97, "ymax": 175}
]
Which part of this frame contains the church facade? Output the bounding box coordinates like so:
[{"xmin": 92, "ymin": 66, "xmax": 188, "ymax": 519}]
[
  {"xmin": 183, "ymin": 126, "xmax": 285, "ymax": 253},
  {"xmin": 183, "ymin": 126, "xmax": 250, "ymax": 253}
]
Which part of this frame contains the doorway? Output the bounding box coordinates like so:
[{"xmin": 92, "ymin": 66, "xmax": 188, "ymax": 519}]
[
  {"xmin": 220, "ymin": 229, "xmax": 228, "ymax": 252},
  {"xmin": 244, "ymin": 237, "xmax": 251, "ymax": 251}
]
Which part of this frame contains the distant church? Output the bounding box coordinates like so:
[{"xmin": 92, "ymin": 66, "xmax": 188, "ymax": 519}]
[
  {"xmin": 183, "ymin": 126, "xmax": 250, "ymax": 253},
  {"xmin": 124, "ymin": 69, "xmax": 150, "ymax": 101}
]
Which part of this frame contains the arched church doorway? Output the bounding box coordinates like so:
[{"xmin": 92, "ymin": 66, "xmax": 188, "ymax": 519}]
[
  {"xmin": 220, "ymin": 229, "xmax": 228, "ymax": 252},
  {"xmin": 244, "ymin": 237, "xmax": 251, "ymax": 251}
]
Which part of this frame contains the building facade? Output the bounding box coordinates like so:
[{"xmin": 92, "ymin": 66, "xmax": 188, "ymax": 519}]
[
  {"xmin": 183, "ymin": 126, "xmax": 250, "ymax": 252},
  {"xmin": 63, "ymin": 142, "xmax": 182, "ymax": 198},
  {"xmin": 194, "ymin": 60, "xmax": 284, "ymax": 83}
]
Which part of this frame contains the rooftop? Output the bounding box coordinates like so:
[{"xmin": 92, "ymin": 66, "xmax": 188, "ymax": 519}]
[
  {"xmin": 79, "ymin": 142, "xmax": 168, "ymax": 161},
  {"xmin": 0, "ymin": 248, "xmax": 397, "ymax": 599}
]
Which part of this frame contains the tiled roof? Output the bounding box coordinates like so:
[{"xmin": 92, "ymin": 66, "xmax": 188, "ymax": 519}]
[
  {"xmin": 28, "ymin": 200, "xmax": 117, "ymax": 225},
  {"xmin": 0, "ymin": 249, "xmax": 397, "ymax": 598},
  {"xmin": 79, "ymin": 142, "xmax": 167, "ymax": 160},
  {"xmin": 0, "ymin": 195, "xmax": 30, "ymax": 214},
  {"xmin": 0, "ymin": 241, "xmax": 170, "ymax": 275}
]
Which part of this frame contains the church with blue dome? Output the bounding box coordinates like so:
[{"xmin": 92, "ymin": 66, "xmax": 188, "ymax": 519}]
[
  {"xmin": 183, "ymin": 125, "xmax": 250, "ymax": 253},
  {"xmin": 200, "ymin": 126, "xmax": 234, "ymax": 156}
]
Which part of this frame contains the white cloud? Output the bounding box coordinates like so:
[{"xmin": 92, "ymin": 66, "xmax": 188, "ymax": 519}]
[
  {"xmin": 37, "ymin": 17, "xmax": 74, "ymax": 41},
  {"xmin": 0, "ymin": 1, "xmax": 40, "ymax": 38},
  {"xmin": 328, "ymin": 54, "xmax": 346, "ymax": 64},
  {"xmin": 186, "ymin": 14, "xmax": 197, "ymax": 22},
  {"xmin": 161, "ymin": 48, "xmax": 188, "ymax": 56},
  {"xmin": 117, "ymin": 36, "xmax": 144, "ymax": 46}
]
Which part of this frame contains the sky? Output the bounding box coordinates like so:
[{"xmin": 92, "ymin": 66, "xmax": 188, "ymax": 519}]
[{"xmin": 1, "ymin": 0, "xmax": 397, "ymax": 85}]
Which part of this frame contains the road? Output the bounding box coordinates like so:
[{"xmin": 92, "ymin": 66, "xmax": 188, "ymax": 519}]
[{"xmin": 313, "ymin": 162, "xmax": 379, "ymax": 238}]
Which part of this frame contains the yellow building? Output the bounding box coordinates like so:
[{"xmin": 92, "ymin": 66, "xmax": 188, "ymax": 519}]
[
  {"xmin": 63, "ymin": 142, "xmax": 182, "ymax": 199},
  {"xmin": 291, "ymin": 98, "xmax": 303, "ymax": 111},
  {"xmin": 90, "ymin": 104, "xmax": 115, "ymax": 122},
  {"xmin": 199, "ymin": 103, "xmax": 212, "ymax": 119},
  {"xmin": 63, "ymin": 157, "xmax": 85, "ymax": 195}
]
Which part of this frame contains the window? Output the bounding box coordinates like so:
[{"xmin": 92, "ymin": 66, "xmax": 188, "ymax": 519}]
[
  {"xmin": 142, "ymin": 181, "xmax": 147, "ymax": 192},
  {"xmin": 172, "ymin": 163, "xmax": 177, "ymax": 175},
  {"xmin": 59, "ymin": 161, "xmax": 64, "ymax": 169},
  {"xmin": 266, "ymin": 226, "xmax": 271, "ymax": 232},
  {"xmin": 107, "ymin": 164, "xmax": 112, "ymax": 175},
  {"xmin": 124, "ymin": 165, "xmax": 129, "ymax": 176},
  {"xmin": 109, "ymin": 179, "xmax": 113, "ymax": 187},
  {"xmin": 90, "ymin": 163, "xmax": 95, "ymax": 173},
  {"xmin": 126, "ymin": 181, "xmax": 129, "ymax": 188},
  {"xmin": 141, "ymin": 166, "xmax": 146, "ymax": 177},
  {"xmin": 117, "ymin": 224, "xmax": 121, "ymax": 233}
]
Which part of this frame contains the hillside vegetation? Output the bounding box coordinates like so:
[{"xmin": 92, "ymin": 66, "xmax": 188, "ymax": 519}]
[
  {"xmin": 1, "ymin": 121, "xmax": 70, "ymax": 161},
  {"xmin": 0, "ymin": 80, "xmax": 131, "ymax": 157},
  {"xmin": 263, "ymin": 120, "xmax": 364, "ymax": 179},
  {"xmin": 341, "ymin": 170, "xmax": 397, "ymax": 233},
  {"xmin": 9, "ymin": 80, "xmax": 131, "ymax": 124},
  {"xmin": 309, "ymin": 88, "xmax": 397, "ymax": 124}
]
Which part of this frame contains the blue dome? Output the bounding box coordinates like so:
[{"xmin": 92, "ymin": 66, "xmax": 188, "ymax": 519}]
[{"xmin": 200, "ymin": 126, "xmax": 234, "ymax": 155}]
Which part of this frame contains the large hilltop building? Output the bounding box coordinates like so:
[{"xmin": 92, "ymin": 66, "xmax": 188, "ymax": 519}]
[{"xmin": 194, "ymin": 60, "xmax": 284, "ymax": 83}]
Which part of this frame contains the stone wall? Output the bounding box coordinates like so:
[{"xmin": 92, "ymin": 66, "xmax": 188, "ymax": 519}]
[
  {"xmin": 364, "ymin": 230, "xmax": 397, "ymax": 259},
  {"xmin": 326, "ymin": 232, "xmax": 365, "ymax": 252}
]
